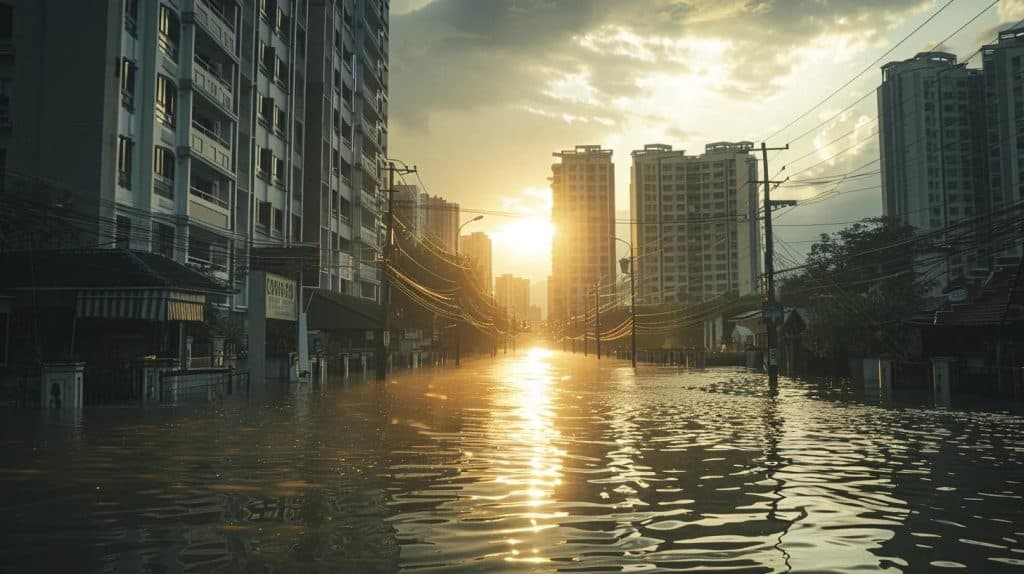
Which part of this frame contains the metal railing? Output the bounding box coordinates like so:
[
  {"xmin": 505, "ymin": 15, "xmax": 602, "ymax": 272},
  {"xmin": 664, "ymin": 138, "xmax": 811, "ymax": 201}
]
[
  {"xmin": 189, "ymin": 185, "xmax": 229, "ymax": 208},
  {"xmin": 159, "ymin": 368, "xmax": 249, "ymax": 404}
]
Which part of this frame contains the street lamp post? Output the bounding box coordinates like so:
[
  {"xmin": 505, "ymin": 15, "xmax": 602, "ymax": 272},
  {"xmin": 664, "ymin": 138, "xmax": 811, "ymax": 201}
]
[
  {"xmin": 454, "ymin": 216, "xmax": 484, "ymax": 366},
  {"xmin": 612, "ymin": 236, "xmax": 636, "ymax": 368}
]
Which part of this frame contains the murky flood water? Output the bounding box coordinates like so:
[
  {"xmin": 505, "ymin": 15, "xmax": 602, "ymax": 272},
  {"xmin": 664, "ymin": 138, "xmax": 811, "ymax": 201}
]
[{"xmin": 2, "ymin": 348, "xmax": 1024, "ymax": 573}]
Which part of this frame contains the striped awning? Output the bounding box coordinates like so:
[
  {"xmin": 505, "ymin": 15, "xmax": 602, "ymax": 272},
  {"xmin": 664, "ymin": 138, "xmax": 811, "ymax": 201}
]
[{"xmin": 76, "ymin": 290, "xmax": 206, "ymax": 322}]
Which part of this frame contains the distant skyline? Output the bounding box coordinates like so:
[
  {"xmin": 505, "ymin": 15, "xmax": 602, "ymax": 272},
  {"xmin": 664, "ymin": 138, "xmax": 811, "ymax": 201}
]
[{"xmin": 389, "ymin": 0, "xmax": 1019, "ymax": 284}]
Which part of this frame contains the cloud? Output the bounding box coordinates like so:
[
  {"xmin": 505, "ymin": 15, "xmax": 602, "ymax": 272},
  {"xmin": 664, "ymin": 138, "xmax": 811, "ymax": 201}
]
[{"xmin": 390, "ymin": 0, "xmax": 933, "ymax": 133}]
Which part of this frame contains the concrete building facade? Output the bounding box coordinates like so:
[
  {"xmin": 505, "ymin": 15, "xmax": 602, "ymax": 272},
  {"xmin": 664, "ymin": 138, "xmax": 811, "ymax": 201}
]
[
  {"xmin": 549, "ymin": 145, "xmax": 615, "ymax": 326},
  {"xmin": 630, "ymin": 142, "xmax": 761, "ymax": 306},
  {"xmin": 878, "ymin": 51, "xmax": 989, "ymax": 279},
  {"xmin": 424, "ymin": 195, "xmax": 459, "ymax": 253},
  {"xmin": 394, "ymin": 183, "xmax": 426, "ymax": 236},
  {"xmin": 495, "ymin": 274, "xmax": 529, "ymax": 320},
  {"xmin": 983, "ymin": 27, "xmax": 1024, "ymax": 250},
  {"xmin": 301, "ymin": 0, "xmax": 389, "ymax": 301},
  {"xmin": 460, "ymin": 231, "xmax": 492, "ymax": 294}
]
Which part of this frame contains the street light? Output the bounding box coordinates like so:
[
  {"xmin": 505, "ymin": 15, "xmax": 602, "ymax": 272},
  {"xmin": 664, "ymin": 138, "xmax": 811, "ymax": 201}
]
[
  {"xmin": 453, "ymin": 215, "xmax": 484, "ymax": 366},
  {"xmin": 458, "ymin": 215, "xmax": 485, "ymax": 236},
  {"xmin": 612, "ymin": 236, "xmax": 636, "ymax": 368}
]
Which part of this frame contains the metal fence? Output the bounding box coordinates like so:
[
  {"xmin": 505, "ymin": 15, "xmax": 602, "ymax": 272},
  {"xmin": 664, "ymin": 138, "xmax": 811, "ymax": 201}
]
[{"xmin": 159, "ymin": 368, "xmax": 250, "ymax": 404}]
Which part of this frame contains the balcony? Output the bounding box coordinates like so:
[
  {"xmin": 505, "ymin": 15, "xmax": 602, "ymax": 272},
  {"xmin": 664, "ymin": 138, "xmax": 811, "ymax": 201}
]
[
  {"xmin": 192, "ymin": 57, "xmax": 233, "ymax": 111},
  {"xmin": 361, "ymin": 190, "xmax": 381, "ymax": 213},
  {"xmin": 360, "ymin": 225, "xmax": 378, "ymax": 246},
  {"xmin": 359, "ymin": 262, "xmax": 380, "ymax": 283},
  {"xmin": 360, "ymin": 152, "xmax": 380, "ymax": 185},
  {"xmin": 338, "ymin": 252, "xmax": 354, "ymax": 281},
  {"xmin": 190, "ymin": 197, "xmax": 230, "ymax": 229},
  {"xmin": 190, "ymin": 121, "xmax": 232, "ymax": 172},
  {"xmin": 191, "ymin": 0, "xmax": 236, "ymax": 56}
]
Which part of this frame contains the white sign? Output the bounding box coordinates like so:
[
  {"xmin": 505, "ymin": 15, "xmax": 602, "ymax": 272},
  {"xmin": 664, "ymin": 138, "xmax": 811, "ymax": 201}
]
[{"xmin": 266, "ymin": 273, "xmax": 297, "ymax": 321}]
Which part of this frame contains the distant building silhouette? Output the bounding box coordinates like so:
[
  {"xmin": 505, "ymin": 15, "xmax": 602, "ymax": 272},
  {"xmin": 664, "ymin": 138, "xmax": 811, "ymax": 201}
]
[
  {"xmin": 460, "ymin": 231, "xmax": 492, "ymax": 295},
  {"xmin": 495, "ymin": 274, "xmax": 529, "ymax": 319},
  {"xmin": 550, "ymin": 145, "xmax": 616, "ymax": 327}
]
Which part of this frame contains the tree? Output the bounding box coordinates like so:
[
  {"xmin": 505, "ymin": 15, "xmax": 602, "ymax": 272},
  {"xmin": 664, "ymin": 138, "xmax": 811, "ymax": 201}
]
[{"xmin": 780, "ymin": 217, "xmax": 928, "ymax": 362}]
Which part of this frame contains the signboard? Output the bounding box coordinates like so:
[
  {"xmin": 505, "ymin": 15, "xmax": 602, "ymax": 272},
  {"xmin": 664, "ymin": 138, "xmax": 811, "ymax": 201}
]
[
  {"xmin": 265, "ymin": 273, "xmax": 297, "ymax": 321},
  {"xmin": 761, "ymin": 304, "xmax": 784, "ymax": 326},
  {"xmin": 947, "ymin": 287, "xmax": 969, "ymax": 303}
]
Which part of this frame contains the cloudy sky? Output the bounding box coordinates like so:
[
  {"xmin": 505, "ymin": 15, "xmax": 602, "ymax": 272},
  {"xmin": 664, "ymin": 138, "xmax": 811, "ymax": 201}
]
[{"xmin": 387, "ymin": 0, "xmax": 1020, "ymax": 305}]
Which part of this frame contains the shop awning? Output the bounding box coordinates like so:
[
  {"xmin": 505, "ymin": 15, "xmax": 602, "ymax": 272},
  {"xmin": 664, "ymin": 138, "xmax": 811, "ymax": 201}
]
[{"xmin": 76, "ymin": 289, "xmax": 206, "ymax": 322}]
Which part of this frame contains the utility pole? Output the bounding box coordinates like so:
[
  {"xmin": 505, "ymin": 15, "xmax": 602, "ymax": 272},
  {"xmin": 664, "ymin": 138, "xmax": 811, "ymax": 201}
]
[
  {"xmin": 571, "ymin": 309, "xmax": 576, "ymax": 354},
  {"xmin": 594, "ymin": 281, "xmax": 601, "ymax": 359},
  {"xmin": 758, "ymin": 142, "xmax": 795, "ymax": 389},
  {"xmin": 377, "ymin": 160, "xmax": 416, "ymax": 380},
  {"xmin": 584, "ymin": 301, "xmax": 588, "ymax": 357}
]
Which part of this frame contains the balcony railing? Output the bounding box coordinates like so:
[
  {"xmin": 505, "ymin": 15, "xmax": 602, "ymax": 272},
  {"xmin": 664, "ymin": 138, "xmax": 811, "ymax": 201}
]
[
  {"xmin": 338, "ymin": 252, "xmax": 354, "ymax": 281},
  {"xmin": 192, "ymin": 57, "xmax": 233, "ymax": 110},
  {"xmin": 360, "ymin": 153, "xmax": 380, "ymax": 184},
  {"xmin": 189, "ymin": 185, "xmax": 229, "ymax": 209},
  {"xmin": 193, "ymin": 0, "xmax": 236, "ymax": 55},
  {"xmin": 190, "ymin": 122, "xmax": 232, "ymax": 172}
]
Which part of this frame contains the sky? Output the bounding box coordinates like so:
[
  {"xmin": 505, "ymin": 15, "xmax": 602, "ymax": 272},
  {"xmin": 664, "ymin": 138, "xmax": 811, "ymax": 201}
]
[{"xmin": 387, "ymin": 0, "xmax": 1022, "ymax": 312}]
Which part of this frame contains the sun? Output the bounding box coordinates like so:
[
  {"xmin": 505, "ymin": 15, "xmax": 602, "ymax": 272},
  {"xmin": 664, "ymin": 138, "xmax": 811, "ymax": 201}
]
[{"xmin": 491, "ymin": 216, "xmax": 554, "ymax": 258}]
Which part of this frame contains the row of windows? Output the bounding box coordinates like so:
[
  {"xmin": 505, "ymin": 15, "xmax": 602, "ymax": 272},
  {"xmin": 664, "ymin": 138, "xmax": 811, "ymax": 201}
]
[
  {"xmin": 257, "ymin": 146, "xmax": 287, "ymax": 187},
  {"xmin": 117, "ymin": 137, "xmax": 175, "ymax": 198},
  {"xmin": 259, "ymin": 43, "xmax": 291, "ymax": 90}
]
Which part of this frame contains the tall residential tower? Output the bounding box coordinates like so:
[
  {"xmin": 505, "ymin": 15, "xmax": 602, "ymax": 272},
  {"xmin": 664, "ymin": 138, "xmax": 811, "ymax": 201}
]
[
  {"xmin": 549, "ymin": 145, "xmax": 615, "ymax": 326},
  {"xmin": 630, "ymin": 142, "xmax": 761, "ymax": 305}
]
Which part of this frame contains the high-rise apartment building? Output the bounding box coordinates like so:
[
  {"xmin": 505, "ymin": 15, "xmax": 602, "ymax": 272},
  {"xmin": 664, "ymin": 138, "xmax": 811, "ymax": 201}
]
[
  {"xmin": 0, "ymin": 0, "xmax": 315, "ymax": 311},
  {"xmin": 878, "ymin": 52, "xmax": 988, "ymax": 237},
  {"xmin": 394, "ymin": 184, "xmax": 426, "ymax": 236},
  {"xmin": 983, "ymin": 28, "xmax": 1024, "ymax": 225},
  {"xmin": 549, "ymin": 145, "xmax": 615, "ymax": 325},
  {"xmin": 460, "ymin": 231, "xmax": 492, "ymax": 294},
  {"xmin": 495, "ymin": 274, "xmax": 530, "ymax": 319},
  {"xmin": 630, "ymin": 142, "xmax": 761, "ymax": 305},
  {"xmin": 0, "ymin": 0, "xmax": 390, "ymax": 373},
  {"xmin": 302, "ymin": 0, "xmax": 389, "ymax": 301},
  {"xmin": 424, "ymin": 195, "xmax": 459, "ymax": 253}
]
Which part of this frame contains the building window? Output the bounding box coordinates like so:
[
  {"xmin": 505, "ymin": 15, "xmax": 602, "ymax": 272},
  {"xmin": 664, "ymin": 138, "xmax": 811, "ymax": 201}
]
[
  {"xmin": 272, "ymin": 207, "xmax": 283, "ymax": 234},
  {"xmin": 275, "ymin": 58, "xmax": 289, "ymax": 89},
  {"xmin": 158, "ymin": 5, "xmax": 179, "ymax": 59},
  {"xmin": 120, "ymin": 58, "xmax": 136, "ymax": 111},
  {"xmin": 259, "ymin": 0, "xmax": 276, "ymax": 22},
  {"xmin": 257, "ymin": 201, "xmax": 271, "ymax": 228},
  {"xmin": 115, "ymin": 216, "xmax": 132, "ymax": 249},
  {"xmin": 292, "ymin": 214, "xmax": 301, "ymax": 242},
  {"xmin": 117, "ymin": 136, "xmax": 133, "ymax": 189},
  {"xmin": 257, "ymin": 147, "xmax": 272, "ymax": 178},
  {"xmin": 257, "ymin": 96, "xmax": 273, "ymax": 126},
  {"xmin": 156, "ymin": 75, "xmax": 176, "ymax": 127},
  {"xmin": 153, "ymin": 146, "xmax": 175, "ymax": 199},
  {"xmin": 123, "ymin": 0, "xmax": 138, "ymax": 34},
  {"xmin": 154, "ymin": 222, "xmax": 175, "ymax": 258},
  {"xmin": 273, "ymin": 106, "xmax": 286, "ymax": 135},
  {"xmin": 259, "ymin": 42, "xmax": 275, "ymax": 75},
  {"xmin": 273, "ymin": 157, "xmax": 285, "ymax": 186}
]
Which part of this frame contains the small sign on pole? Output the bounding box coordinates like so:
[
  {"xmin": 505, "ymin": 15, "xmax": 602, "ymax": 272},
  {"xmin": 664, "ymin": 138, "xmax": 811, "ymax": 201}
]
[{"xmin": 761, "ymin": 304, "xmax": 784, "ymax": 326}]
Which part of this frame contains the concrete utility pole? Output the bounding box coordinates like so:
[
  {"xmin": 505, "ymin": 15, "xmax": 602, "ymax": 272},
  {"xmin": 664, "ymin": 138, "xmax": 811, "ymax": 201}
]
[
  {"xmin": 594, "ymin": 281, "xmax": 601, "ymax": 359},
  {"xmin": 377, "ymin": 160, "xmax": 417, "ymax": 381},
  {"xmin": 613, "ymin": 236, "xmax": 636, "ymax": 368},
  {"xmin": 758, "ymin": 142, "xmax": 794, "ymax": 388}
]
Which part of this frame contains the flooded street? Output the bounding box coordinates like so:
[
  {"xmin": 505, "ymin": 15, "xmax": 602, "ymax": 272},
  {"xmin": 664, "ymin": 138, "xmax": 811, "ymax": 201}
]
[{"xmin": 2, "ymin": 348, "xmax": 1024, "ymax": 572}]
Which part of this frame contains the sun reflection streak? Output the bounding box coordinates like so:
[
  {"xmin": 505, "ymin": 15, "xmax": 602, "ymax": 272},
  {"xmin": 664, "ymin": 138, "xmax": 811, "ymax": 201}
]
[{"xmin": 492, "ymin": 347, "xmax": 564, "ymax": 564}]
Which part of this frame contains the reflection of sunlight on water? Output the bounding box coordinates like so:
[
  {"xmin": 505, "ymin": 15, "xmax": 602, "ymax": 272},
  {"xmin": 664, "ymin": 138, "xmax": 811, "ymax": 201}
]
[{"xmin": 492, "ymin": 347, "xmax": 566, "ymax": 564}]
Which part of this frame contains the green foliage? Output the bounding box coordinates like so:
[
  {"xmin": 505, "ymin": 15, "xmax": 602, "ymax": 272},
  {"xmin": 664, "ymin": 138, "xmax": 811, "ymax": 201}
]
[{"xmin": 780, "ymin": 217, "xmax": 927, "ymax": 361}]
